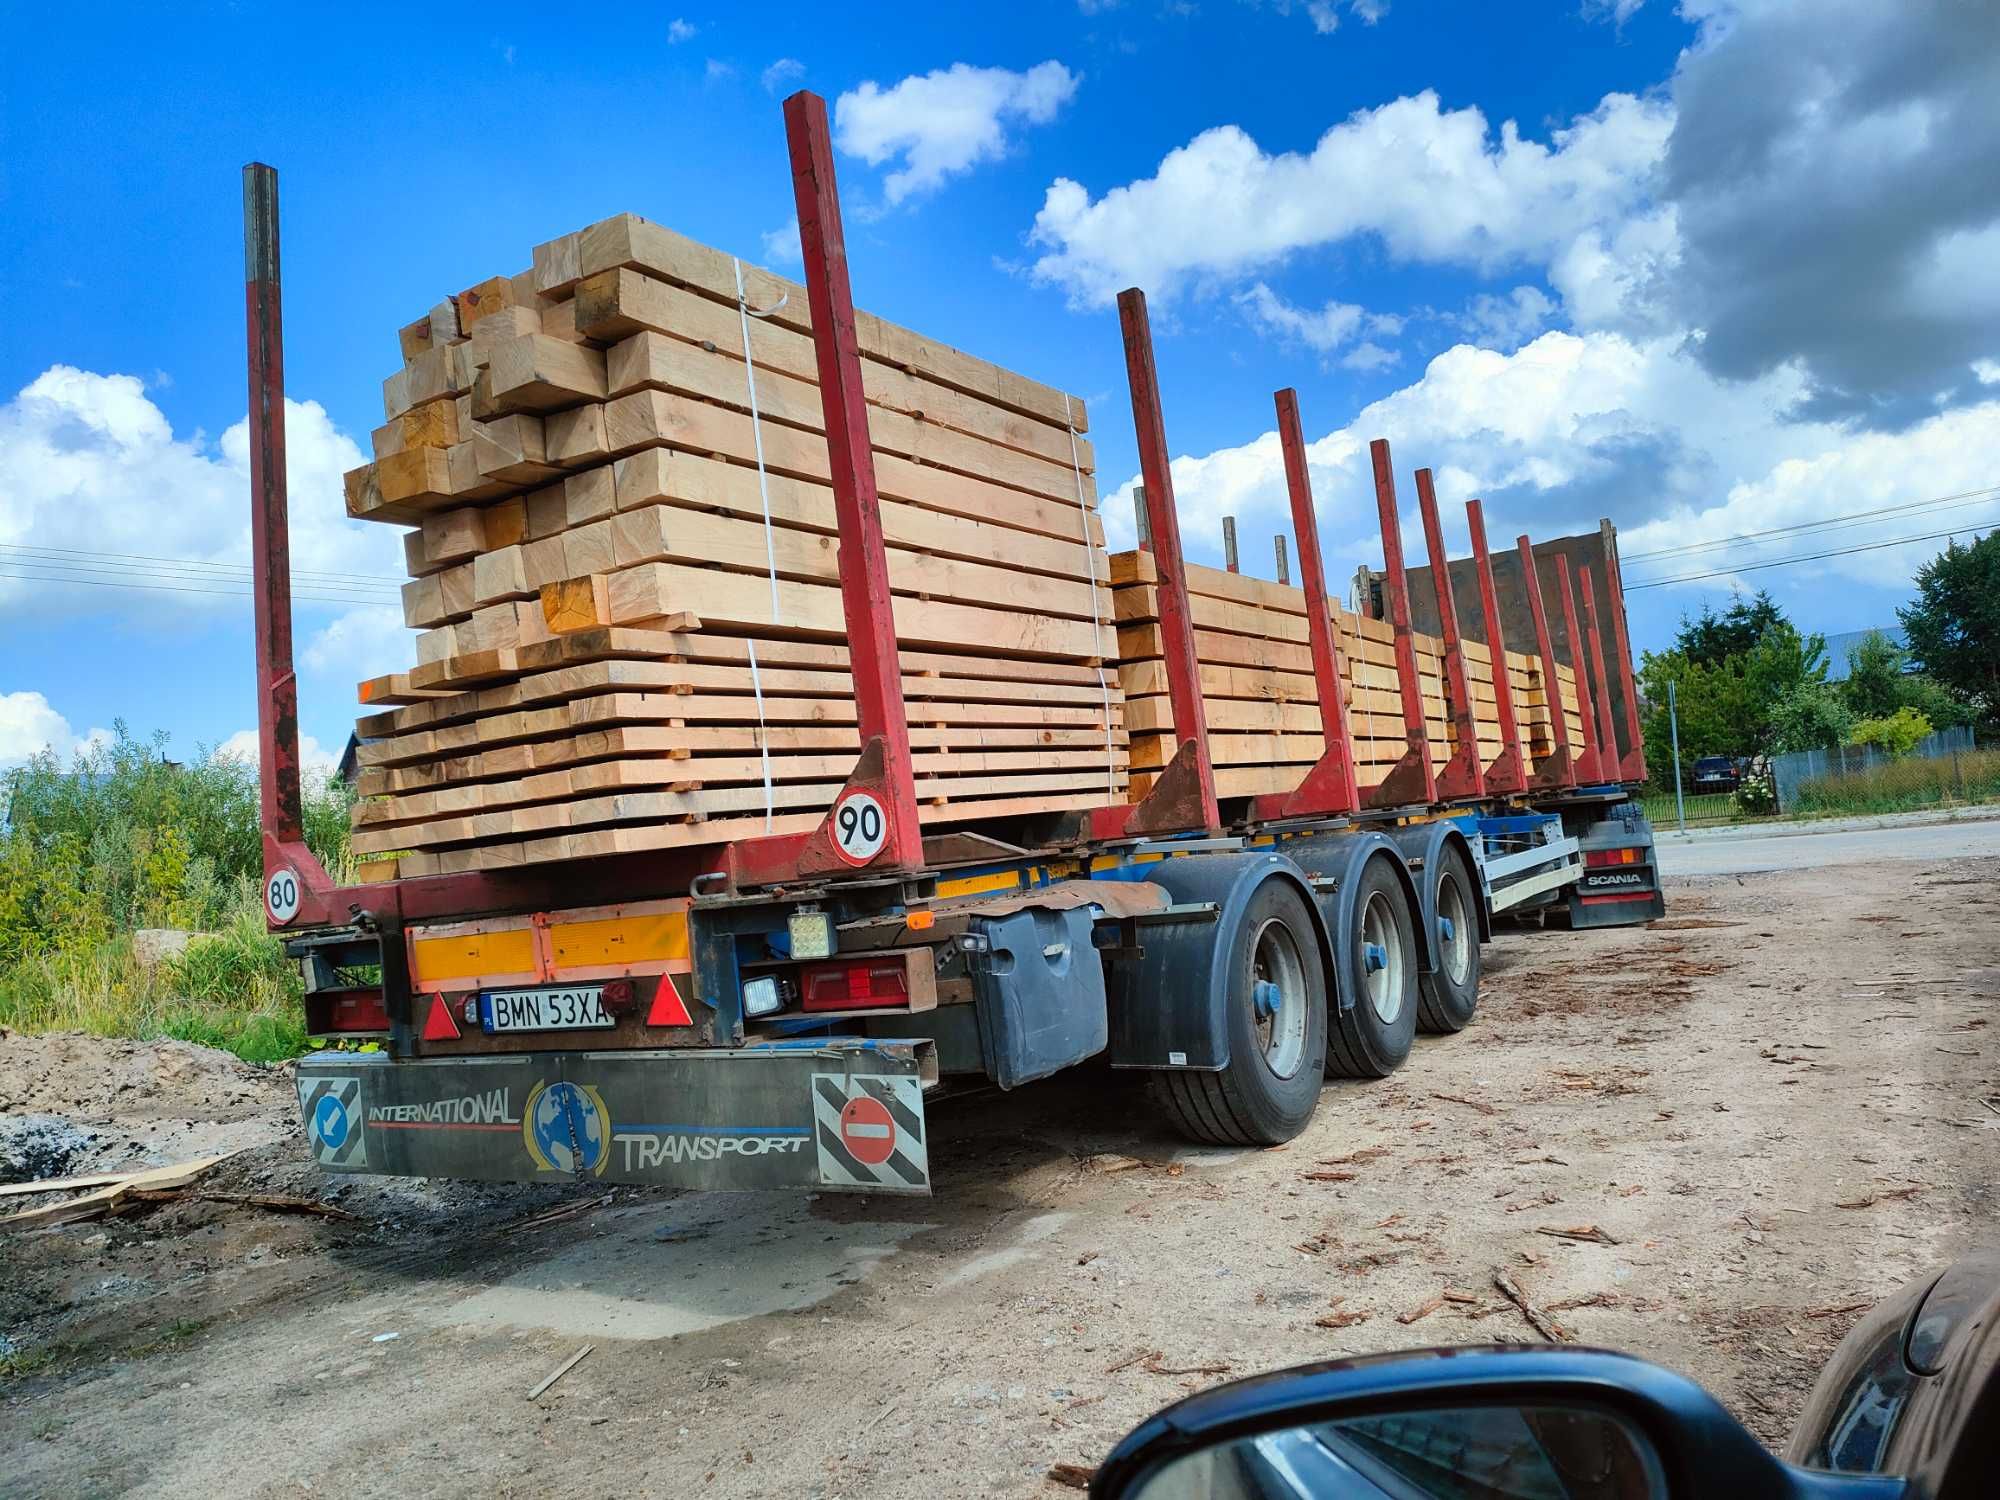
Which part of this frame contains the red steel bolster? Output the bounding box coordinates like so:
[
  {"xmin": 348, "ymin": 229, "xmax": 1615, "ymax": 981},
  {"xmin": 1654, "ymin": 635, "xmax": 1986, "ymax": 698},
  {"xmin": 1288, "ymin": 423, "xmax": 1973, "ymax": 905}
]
[
  {"xmin": 1465, "ymin": 499, "xmax": 1528, "ymax": 797},
  {"xmin": 1516, "ymin": 534, "xmax": 1577, "ymax": 792},
  {"xmin": 1251, "ymin": 388, "xmax": 1359, "ymax": 821},
  {"xmin": 1556, "ymin": 554, "xmax": 1605, "ymax": 784},
  {"xmin": 1116, "ymin": 287, "xmax": 1219, "ymax": 835},
  {"xmin": 1367, "ymin": 440, "xmax": 1437, "ymax": 809},
  {"xmin": 1414, "ymin": 468, "xmax": 1482, "ymax": 802},
  {"xmin": 778, "ymin": 91, "xmax": 922, "ymax": 875}
]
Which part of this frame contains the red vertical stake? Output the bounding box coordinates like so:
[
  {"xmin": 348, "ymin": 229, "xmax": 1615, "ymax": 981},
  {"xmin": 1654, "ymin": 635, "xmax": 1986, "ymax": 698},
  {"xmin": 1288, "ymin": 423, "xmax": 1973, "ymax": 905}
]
[
  {"xmin": 1250, "ymin": 389, "xmax": 1358, "ymax": 820},
  {"xmin": 1414, "ymin": 470, "xmax": 1483, "ymax": 802},
  {"xmin": 1557, "ymin": 555, "xmax": 1605, "ymax": 784},
  {"xmin": 782, "ymin": 91, "xmax": 922, "ymax": 871},
  {"xmin": 1601, "ymin": 541, "xmax": 1648, "ymax": 782},
  {"xmin": 1515, "ymin": 535, "xmax": 1576, "ymax": 792},
  {"xmin": 243, "ymin": 163, "xmax": 305, "ymax": 852},
  {"xmin": 1116, "ymin": 288, "xmax": 1219, "ymax": 835},
  {"xmin": 1368, "ymin": 440, "xmax": 1437, "ymax": 809},
  {"xmin": 1466, "ymin": 500, "xmax": 1528, "ymax": 797},
  {"xmin": 1578, "ymin": 564, "xmax": 1621, "ymax": 775}
]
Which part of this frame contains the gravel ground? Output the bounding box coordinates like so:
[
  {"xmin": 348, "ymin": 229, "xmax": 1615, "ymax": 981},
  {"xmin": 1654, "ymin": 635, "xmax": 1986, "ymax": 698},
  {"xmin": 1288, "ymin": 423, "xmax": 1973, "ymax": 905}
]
[{"xmin": 3, "ymin": 852, "xmax": 1996, "ymax": 1498}]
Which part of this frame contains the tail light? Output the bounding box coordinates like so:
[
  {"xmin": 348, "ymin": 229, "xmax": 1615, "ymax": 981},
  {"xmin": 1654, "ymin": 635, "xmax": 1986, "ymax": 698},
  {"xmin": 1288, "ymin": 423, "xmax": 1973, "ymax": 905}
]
[
  {"xmin": 800, "ymin": 958, "xmax": 912, "ymax": 1011},
  {"xmin": 305, "ymin": 990, "xmax": 391, "ymax": 1036},
  {"xmin": 1585, "ymin": 847, "xmax": 1642, "ymax": 868}
]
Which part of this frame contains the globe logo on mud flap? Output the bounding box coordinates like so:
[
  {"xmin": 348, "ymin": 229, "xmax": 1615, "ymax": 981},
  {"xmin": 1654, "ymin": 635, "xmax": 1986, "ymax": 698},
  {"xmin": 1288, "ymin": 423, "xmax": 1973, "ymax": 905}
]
[{"xmin": 522, "ymin": 1081, "xmax": 611, "ymax": 1176}]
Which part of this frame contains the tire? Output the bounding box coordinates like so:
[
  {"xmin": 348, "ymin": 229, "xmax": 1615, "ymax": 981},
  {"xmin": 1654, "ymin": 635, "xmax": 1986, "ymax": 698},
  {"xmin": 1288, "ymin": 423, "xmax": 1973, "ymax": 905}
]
[
  {"xmin": 1325, "ymin": 853, "xmax": 1419, "ymax": 1078},
  {"xmin": 1416, "ymin": 844, "xmax": 1481, "ymax": 1034},
  {"xmin": 1151, "ymin": 880, "xmax": 1329, "ymax": 1147}
]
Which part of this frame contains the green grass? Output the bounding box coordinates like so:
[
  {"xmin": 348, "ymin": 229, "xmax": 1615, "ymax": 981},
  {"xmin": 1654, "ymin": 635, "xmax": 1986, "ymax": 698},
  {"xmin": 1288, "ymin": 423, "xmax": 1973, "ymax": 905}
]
[
  {"xmin": 0, "ymin": 727, "xmax": 344, "ymax": 1064},
  {"xmin": 0, "ymin": 897, "xmax": 308, "ymax": 1063},
  {"xmin": 1792, "ymin": 747, "xmax": 2000, "ymax": 817}
]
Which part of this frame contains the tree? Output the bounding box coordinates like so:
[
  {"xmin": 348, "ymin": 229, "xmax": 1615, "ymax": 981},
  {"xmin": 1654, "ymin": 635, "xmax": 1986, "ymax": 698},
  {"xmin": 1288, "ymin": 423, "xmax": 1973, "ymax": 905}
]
[
  {"xmin": 1839, "ymin": 630, "xmax": 1974, "ymax": 728},
  {"xmin": 1768, "ymin": 681, "xmax": 1855, "ymax": 754},
  {"xmin": 1675, "ymin": 591, "xmax": 1787, "ymax": 668},
  {"xmin": 1639, "ymin": 598, "xmax": 1828, "ymax": 782},
  {"xmin": 1899, "ymin": 532, "xmax": 2000, "ymax": 731}
]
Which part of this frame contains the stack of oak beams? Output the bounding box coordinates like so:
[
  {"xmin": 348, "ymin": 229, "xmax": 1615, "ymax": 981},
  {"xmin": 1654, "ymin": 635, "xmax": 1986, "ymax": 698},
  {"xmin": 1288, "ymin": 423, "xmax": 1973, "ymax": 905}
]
[
  {"xmin": 341, "ymin": 213, "xmax": 1125, "ymax": 879},
  {"xmin": 1111, "ymin": 553, "xmax": 1582, "ymax": 801}
]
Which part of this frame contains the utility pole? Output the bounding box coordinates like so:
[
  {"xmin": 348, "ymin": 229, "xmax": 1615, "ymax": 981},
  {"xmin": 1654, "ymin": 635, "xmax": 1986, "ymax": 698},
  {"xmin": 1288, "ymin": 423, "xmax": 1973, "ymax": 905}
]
[{"xmin": 1668, "ymin": 678, "xmax": 1686, "ymax": 834}]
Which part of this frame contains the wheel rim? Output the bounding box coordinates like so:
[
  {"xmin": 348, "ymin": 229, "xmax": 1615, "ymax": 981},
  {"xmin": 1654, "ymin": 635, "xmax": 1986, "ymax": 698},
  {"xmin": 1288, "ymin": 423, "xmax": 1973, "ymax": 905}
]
[
  {"xmin": 1361, "ymin": 890, "xmax": 1406, "ymax": 1024},
  {"xmin": 1438, "ymin": 871, "xmax": 1472, "ymax": 987},
  {"xmin": 1250, "ymin": 917, "xmax": 1309, "ymax": 1079}
]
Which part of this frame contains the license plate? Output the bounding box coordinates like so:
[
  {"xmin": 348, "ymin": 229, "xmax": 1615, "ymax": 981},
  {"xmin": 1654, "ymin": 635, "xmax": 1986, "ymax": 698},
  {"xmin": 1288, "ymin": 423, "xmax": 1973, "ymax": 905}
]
[{"xmin": 480, "ymin": 986, "xmax": 613, "ymax": 1034}]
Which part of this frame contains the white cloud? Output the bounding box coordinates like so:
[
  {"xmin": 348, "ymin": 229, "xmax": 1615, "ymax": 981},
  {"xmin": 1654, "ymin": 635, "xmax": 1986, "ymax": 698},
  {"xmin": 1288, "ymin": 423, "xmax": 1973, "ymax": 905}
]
[
  {"xmin": 1235, "ymin": 283, "xmax": 1366, "ymax": 352},
  {"xmin": 667, "ymin": 18, "xmax": 696, "ymax": 42},
  {"xmin": 1077, "ymin": 0, "xmax": 1120, "ymax": 11},
  {"xmin": 1350, "ymin": 0, "xmax": 1387, "ymax": 19},
  {"xmin": 217, "ymin": 728, "xmax": 341, "ymax": 781},
  {"xmin": 761, "ymin": 215, "xmax": 801, "ymax": 266},
  {"xmin": 1459, "ymin": 285, "xmax": 1559, "ymax": 349},
  {"xmin": 1973, "ymin": 359, "xmax": 2000, "ymax": 386},
  {"xmin": 0, "ymin": 691, "xmax": 112, "ymax": 767},
  {"xmin": 1099, "ymin": 323, "xmax": 2000, "ymax": 627},
  {"xmin": 0, "ymin": 367, "xmax": 401, "ymax": 625},
  {"xmin": 761, "ymin": 57, "xmax": 805, "ymax": 95},
  {"xmin": 302, "ymin": 605, "xmax": 412, "ymax": 684},
  {"xmin": 704, "ymin": 58, "xmax": 735, "ymax": 83},
  {"xmin": 1028, "ymin": 89, "xmax": 1672, "ymax": 306},
  {"xmin": 1581, "ymin": 0, "xmax": 1645, "ymax": 23},
  {"xmin": 1306, "ymin": 0, "xmax": 1341, "ymax": 32},
  {"xmin": 835, "ymin": 61, "xmax": 1081, "ymax": 205},
  {"xmin": 1340, "ymin": 341, "xmax": 1400, "ymax": 372}
]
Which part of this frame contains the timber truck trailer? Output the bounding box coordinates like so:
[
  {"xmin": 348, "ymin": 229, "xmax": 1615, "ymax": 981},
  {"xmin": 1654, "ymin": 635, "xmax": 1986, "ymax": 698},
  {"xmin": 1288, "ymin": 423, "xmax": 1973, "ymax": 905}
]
[{"xmin": 253, "ymin": 94, "xmax": 1662, "ymax": 1198}]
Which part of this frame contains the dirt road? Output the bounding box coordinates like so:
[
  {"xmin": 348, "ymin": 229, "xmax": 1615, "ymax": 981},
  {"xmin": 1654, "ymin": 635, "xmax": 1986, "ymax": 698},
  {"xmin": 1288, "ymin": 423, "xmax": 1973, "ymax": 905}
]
[{"xmin": 5, "ymin": 852, "xmax": 1997, "ymax": 1498}]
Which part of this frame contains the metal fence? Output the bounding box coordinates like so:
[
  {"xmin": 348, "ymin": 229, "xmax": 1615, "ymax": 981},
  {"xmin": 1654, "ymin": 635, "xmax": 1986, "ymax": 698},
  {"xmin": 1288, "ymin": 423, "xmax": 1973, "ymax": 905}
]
[{"xmin": 1770, "ymin": 725, "xmax": 1978, "ymax": 812}]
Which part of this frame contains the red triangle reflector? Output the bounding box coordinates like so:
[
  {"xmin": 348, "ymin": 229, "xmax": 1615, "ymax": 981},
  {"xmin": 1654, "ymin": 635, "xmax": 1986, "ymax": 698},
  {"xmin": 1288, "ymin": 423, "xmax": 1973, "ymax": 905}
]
[
  {"xmin": 422, "ymin": 993, "xmax": 461, "ymax": 1041},
  {"xmin": 646, "ymin": 975, "xmax": 693, "ymax": 1028}
]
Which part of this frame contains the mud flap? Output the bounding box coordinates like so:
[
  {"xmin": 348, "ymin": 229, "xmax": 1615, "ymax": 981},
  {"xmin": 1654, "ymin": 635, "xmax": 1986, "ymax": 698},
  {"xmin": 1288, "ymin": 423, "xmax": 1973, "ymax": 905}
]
[{"xmin": 295, "ymin": 1039, "xmax": 934, "ymax": 1196}]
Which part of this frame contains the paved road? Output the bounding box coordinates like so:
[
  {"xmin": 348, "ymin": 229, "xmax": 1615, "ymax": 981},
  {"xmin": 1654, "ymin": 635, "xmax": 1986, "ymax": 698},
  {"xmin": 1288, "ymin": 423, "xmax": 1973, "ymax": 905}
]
[{"xmin": 1656, "ymin": 815, "xmax": 2000, "ymax": 875}]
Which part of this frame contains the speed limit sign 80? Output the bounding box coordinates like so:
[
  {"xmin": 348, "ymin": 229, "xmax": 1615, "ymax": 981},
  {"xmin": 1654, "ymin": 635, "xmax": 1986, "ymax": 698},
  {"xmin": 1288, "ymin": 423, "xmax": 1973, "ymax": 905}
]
[
  {"xmin": 265, "ymin": 868, "xmax": 302, "ymax": 925},
  {"xmin": 829, "ymin": 789, "xmax": 889, "ymax": 867}
]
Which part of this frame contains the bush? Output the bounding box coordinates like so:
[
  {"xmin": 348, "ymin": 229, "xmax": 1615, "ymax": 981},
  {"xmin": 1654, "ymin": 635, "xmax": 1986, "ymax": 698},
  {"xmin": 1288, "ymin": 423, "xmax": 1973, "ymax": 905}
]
[
  {"xmin": 0, "ymin": 726, "xmax": 348, "ymax": 1062},
  {"xmin": 1735, "ymin": 770, "xmax": 1778, "ymax": 816},
  {"xmin": 1848, "ymin": 707, "xmax": 1933, "ymax": 756}
]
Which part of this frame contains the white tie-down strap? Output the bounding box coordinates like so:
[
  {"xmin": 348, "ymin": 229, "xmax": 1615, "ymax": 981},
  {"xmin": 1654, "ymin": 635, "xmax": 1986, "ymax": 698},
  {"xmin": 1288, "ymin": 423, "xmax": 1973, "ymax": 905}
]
[
  {"xmin": 1068, "ymin": 416, "xmax": 1118, "ymax": 800},
  {"xmin": 733, "ymin": 257, "xmax": 792, "ymax": 830}
]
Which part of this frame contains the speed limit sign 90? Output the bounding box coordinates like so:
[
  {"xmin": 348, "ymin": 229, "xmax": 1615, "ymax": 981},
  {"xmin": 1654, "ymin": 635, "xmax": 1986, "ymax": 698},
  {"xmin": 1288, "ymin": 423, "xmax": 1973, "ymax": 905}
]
[
  {"xmin": 265, "ymin": 868, "xmax": 302, "ymax": 925},
  {"xmin": 829, "ymin": 789, "xmax": 889, "ymax": 867}
]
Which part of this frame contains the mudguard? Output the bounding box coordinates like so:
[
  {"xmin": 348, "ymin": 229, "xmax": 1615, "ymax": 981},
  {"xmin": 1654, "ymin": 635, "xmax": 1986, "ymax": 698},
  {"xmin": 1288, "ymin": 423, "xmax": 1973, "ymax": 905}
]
[
  {"xmin": 1385, "ymin": 817, "xmax": 1491, "ymax": 969},
  {"xmin": 1277, "ymin": 830, "xmax": 1424, "ymax": 1011},
  {"xmin": 1105, "ymin": 851, "xmax": 1332, "ymax": 1072}
]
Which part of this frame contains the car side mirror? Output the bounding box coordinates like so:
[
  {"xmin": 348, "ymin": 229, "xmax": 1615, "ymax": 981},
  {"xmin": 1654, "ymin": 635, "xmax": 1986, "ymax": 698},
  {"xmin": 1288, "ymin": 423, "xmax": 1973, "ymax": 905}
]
[{"xmin": 1090, "ymin": 1346, "xmax": 1910, "ymax": 1499}]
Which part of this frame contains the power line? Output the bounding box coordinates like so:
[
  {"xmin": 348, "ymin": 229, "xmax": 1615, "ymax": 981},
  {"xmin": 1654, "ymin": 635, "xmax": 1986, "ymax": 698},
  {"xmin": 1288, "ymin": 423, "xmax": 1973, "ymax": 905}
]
[
  {"xmin": 0, "ymin": 565, "xmax": 405, "ymax": 609},
  {"xmin": 0, "ymin": 557, "xmax": 399, "ymax": 600},
  {"xmin": 1625, "ymin": 524, "xmax": 1989, "ymax": 589},
  {"xmin": 1624, "ymin": 485, "xmax": 2000, "ymax": 564},
  {"xmin": 0, "ymin": 541, "xmax": 402, "ymax": 589}
]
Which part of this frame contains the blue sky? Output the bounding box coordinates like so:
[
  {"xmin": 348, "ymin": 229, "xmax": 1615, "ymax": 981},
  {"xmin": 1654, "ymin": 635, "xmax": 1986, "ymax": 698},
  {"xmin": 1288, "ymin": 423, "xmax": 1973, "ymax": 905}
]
[{"xmin": 4, "ymin": 1, "xmax": 1996, "ymax": 768}]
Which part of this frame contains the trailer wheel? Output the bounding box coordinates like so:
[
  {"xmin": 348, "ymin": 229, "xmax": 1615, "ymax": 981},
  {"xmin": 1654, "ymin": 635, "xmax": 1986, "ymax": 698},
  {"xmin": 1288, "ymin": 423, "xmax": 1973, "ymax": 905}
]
[
  {"xmin": 1325, "ymin": 854, "xmax": 1419, "ymax": 1078},
  {"xmin": 1152, "ymin": 880, "xmax": 1328, "ymax": 1147},
  {"xmin": 1416, "ymin": 845, "xmax": 1481, "ymax": 1034}
]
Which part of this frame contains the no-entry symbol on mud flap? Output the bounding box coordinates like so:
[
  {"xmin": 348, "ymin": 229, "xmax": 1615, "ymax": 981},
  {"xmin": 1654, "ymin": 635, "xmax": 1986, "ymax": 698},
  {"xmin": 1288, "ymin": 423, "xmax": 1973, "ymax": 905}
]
[{"xmin": 838, "ymin": 1093, "xmax": 896, "ymax": 1166}]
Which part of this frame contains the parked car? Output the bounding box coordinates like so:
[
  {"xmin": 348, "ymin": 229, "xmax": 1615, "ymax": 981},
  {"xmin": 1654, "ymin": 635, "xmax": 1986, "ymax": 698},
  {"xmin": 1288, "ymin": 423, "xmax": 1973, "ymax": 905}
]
[
  {"xmin": 1691, "ymin": 755, "xmax": 1742, "ymax": 793},
  {"xmin": 1091, "ymin": 1248, "xmax": 1999, "ymax": 1497}
]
